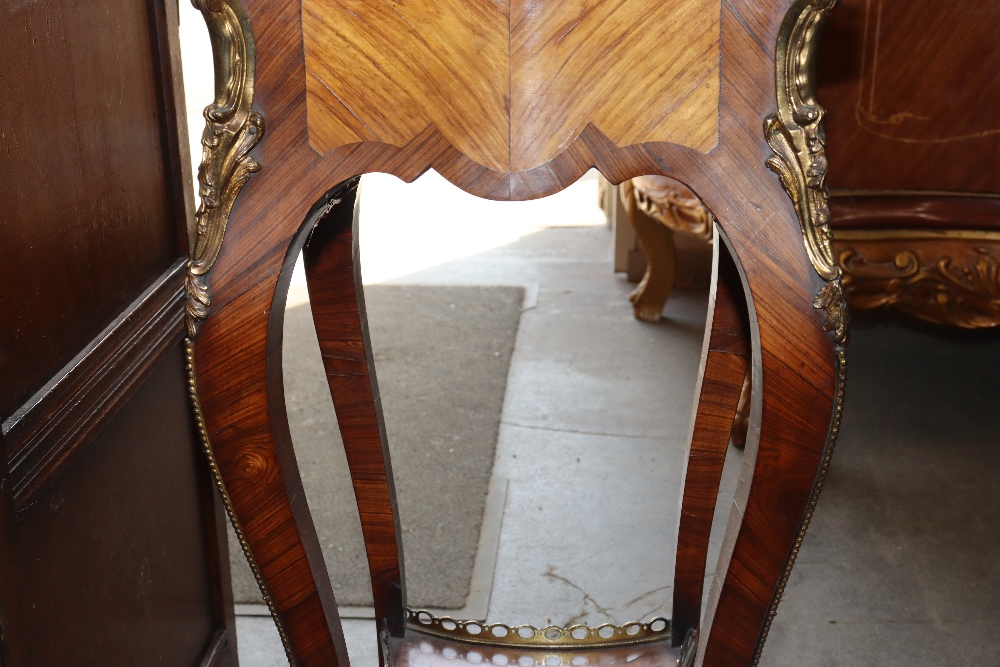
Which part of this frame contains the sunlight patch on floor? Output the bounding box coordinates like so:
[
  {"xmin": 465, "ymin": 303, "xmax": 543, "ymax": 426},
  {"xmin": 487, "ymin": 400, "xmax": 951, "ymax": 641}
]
[{"xmin": 287, "ymin": 170, "xmax": 607, "ymax": 304}]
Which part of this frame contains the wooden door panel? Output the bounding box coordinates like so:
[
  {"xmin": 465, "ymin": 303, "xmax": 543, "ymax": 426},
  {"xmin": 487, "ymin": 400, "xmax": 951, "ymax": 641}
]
[
  {"xmin": 4, "ymin": 262, "xmax": 187, "ymax": 519},
  {"xmin": 15, "ymin": 347, "xmax": 224, "ymax": 666},
  {"xmin": 0, "ymin": 0, "xmax": 184, "ymax": 415},
  {"xmin": 0, "ymin": 0, "xmax": 237, "ymax": 663}
]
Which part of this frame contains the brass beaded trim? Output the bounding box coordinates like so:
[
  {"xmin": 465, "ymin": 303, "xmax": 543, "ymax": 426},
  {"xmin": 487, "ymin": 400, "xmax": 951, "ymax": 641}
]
[
  {"xmin": 405, "ymin": 609, "xmax": 671, "ymax": 649},
  {"xmin": 185, "ymin": 340, "xmax": 297, "ymax": 666},
  {"xmin": 750, "ymin": 347, "xmax": 847, "ymax": 666}
]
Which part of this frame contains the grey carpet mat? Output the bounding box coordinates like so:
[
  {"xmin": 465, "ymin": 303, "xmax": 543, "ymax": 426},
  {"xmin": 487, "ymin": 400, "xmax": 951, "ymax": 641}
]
[{"xmin": 230, "ymin": 284, "xmax": 524, "ymax": 609}]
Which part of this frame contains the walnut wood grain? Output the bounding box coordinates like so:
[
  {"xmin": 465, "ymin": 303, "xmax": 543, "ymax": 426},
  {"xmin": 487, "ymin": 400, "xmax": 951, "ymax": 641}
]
[
  {"xmin": 302, "ymin": 179, "xmax": 407, "ymax": 643},
  {"xmin": 672, "ymin": 240, "xmax": 751, "ymax": 646},
  {"xmin": 302, "ymin": 0, "xmax": 720, "ymax": 172},
  {"xmin": 189, "ymin": 0, "xmax": 844, "ymax": 665}
]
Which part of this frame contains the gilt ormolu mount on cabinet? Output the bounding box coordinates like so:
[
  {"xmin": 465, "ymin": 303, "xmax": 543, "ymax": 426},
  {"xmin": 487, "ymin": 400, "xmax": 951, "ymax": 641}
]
[{"xmin": 184, "ymin": 0, "xmax": 847, "ymax": 665}]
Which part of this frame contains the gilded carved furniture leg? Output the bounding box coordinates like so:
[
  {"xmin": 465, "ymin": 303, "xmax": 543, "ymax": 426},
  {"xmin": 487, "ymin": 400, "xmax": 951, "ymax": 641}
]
[
  {"xmin": 302, "ymin": 179, "xmax": 408, "ymax": 650},
  {"xmin": 620, "ymin": 179, "xmax": 678, "ymax": 322},
  {"xmin": 622, "ymin": 176, "xmax": 716, "ymax": 322},
  {"xmin": 672, "ymin": 239, "xmax": 751, "ymax": 647}
]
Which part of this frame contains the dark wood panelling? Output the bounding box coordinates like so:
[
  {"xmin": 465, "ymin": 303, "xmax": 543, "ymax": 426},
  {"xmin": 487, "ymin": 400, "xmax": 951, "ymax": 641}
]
[
  {"xmin": 4, "ymin": 261, "xmax": 186, "ymax": 518},
  {"xmin": 148, "ymin": 0, "xmax": 198, "ymax": 251},
  {"xmin": 818, "ymin": 0, "xmax": 1000, "ymax": 193},
  {"xmin": 0, "ymin": 483, "xmax": 33, "ymax": 666},
  {"xmin": 1, "ymin": 0, "xmax": 236, "ymax": 661},
  {"xmin": 199, "ymin": 630, "xmax": 232, "ymax": 667},
  {"xmin": 15, "ymin": 345, "xmax": 232, "ymax": 666},
  {"xmin": 0, "ymin": 0, "xmax": 185, "ymax": 416}
]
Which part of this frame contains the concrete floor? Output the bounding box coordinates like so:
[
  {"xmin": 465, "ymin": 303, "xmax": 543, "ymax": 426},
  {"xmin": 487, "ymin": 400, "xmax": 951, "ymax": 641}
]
[
  {"xmin": 761, "ymin": 315, "xmax": 1000, "ymax": 666},
  {"xmin": 233, "ymin": 172, "xmax": 1000, "ymax": 666}
]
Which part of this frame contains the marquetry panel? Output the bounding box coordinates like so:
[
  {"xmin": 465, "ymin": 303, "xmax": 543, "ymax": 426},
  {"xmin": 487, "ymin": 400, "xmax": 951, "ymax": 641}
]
[
  {"xmin": 302, "ymin": 0, "xmax": 511, "ymax": 171},
  {"xmin": 509, "ymin": 0, "xmax": 719, "ymax": 171},
  {"xmin": 302, "ymin": 0, "xmax": 720, "ymax": 173}
]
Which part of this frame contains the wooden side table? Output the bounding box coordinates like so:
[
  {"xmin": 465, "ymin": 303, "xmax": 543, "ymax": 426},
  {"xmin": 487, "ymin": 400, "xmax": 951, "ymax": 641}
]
[{"xmin": 183, "ymin": 1, "xmax": 849, "ymax": 665}]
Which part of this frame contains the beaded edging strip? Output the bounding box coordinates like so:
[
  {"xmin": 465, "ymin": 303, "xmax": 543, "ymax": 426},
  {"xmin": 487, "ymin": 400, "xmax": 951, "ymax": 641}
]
[{"xmin": 186, "ymin": 341, "xmax": 298, "ymax": 665}]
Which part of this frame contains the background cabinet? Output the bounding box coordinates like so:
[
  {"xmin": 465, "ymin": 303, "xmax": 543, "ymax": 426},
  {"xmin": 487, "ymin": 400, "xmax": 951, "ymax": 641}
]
[{"xmin": 0, "ymin": 0, "xmax": 236, "ymax": 663}]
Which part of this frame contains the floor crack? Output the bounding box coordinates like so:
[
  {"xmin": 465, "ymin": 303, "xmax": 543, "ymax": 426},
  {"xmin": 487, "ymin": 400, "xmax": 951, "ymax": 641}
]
[
  {"xmin": 543, "ymin": 565, "xmax": 621, "ymax": 626},
  {"xmin": 620, "ymin": 584, "xmax": 671, "ymax": 610}
]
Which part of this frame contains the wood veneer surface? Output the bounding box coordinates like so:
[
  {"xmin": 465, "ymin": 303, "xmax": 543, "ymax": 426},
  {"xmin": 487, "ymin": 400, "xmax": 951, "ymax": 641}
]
[
  {"xmin": 818, "ymin": 0, "xmax": 1000, "ymax": 193},
  {"xmin": 302, "ymin": 0, "xmax": 720, "ymax": 171},
  {"xmin": 192, "ymin": 0, "xmax": 844, "ymax": 663}
]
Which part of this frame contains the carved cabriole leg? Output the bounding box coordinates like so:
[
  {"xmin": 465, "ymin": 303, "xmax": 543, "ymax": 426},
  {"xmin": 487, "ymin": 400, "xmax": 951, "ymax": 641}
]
[
  {"xmin": 188, "ymin": 181, "xmax": 361, "ymax": 666},
  {"xmin": 672, "ymin": 239, "xmax": 751, "ymax": 647},
  {"xmin": 689, "ymin": 226, "xmax": 843, "ymax": 667},
  {"xmin": 184, "ymin": 1, "xmax": 352, "ymax": 665},
  {"xmin": 620, "ymin": 179, "xmax": 678, "ymax": 321},
  {"xmin": 302, "ymin": 180, "xmax": 407, "ymax": 646},
  {"xmin": 188, "ymin": 247, "xmax": 353, "ymax": 667}
]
